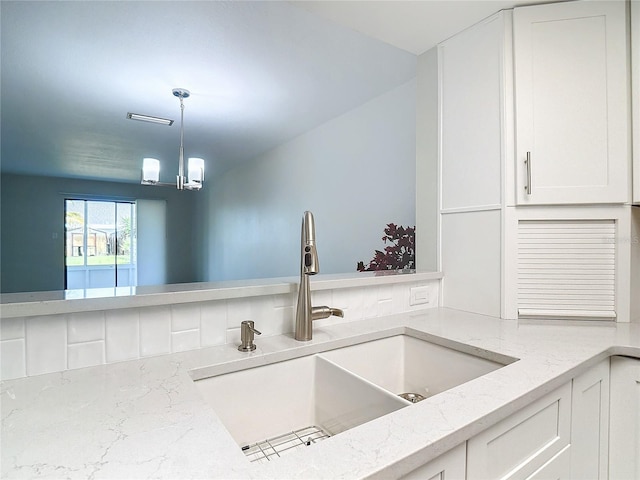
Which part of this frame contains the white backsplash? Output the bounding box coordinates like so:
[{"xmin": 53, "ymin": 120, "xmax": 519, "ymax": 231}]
[{"xmin": 0, "ymin": 280, "xmax": 439, "ymax": 381}]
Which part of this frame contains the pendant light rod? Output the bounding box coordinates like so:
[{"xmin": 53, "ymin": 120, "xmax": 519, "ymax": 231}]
[{"xmin": 174, "ymin": 88, "xmax": 189, "ymax": 190}]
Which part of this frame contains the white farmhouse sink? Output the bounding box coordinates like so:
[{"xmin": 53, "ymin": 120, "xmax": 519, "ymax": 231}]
[
  {"xmin": 320, "ymin": 334, "xmax": 506, "ymax": 400},
  {"xmin": 194, "ymin": 354, "xmax": 408, "ymax": 452},
  {"xmin": 194, "ymin": 332, "xmax": 515, "ymax": 462}
]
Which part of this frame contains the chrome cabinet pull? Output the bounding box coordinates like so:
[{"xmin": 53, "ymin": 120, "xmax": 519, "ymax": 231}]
[{"xmin": 524, "ymin": 151, "xmax": 532, "ymax": 195}]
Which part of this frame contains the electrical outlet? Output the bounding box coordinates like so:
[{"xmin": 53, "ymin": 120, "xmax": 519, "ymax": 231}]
[{"xmin": 410, "ymin": 286, "xmax": 430, "ymax": 306}]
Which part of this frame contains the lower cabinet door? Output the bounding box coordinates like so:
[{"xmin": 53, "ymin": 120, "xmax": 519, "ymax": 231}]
[
  {"xmin": 570, "ymin": 358, "xmax": 610, "ymax": 479},
  {"xmin": 400, "ymin": 443, "xmax": 466, "ymax": 480},
  {"xmin": 609, "ymin": 356, "xmax": 640, "ymax": 479},
  {"xmin": 467, "ymin": 382, "xmax": 571, "ymax": 480},
  {"xmin": 526, "ymin": 445, "xmax": 571, "ymax": 480}
]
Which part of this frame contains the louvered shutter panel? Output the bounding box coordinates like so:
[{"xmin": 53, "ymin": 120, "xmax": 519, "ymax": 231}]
[{"xmin": 517, "ymin": 220, "xmax": 616, "ymax": 319}]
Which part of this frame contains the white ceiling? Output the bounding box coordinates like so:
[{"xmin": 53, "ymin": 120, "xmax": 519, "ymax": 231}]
[
  {"xmin": 1, "ymin": 0, "xmax": 547, "ymax": 184},
  {"xmin": 294, "ymin": 0, "xmax": 544, "ymax": 55}
]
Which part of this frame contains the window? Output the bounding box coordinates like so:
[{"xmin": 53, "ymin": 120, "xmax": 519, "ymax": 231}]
[{"xmin": 64, "ymin": 199, "xmax": 136, "ymax": 289}]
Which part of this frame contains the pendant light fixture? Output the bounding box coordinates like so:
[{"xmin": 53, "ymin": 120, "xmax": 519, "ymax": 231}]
[{"xmin": 140, "ymin": 88, "xmax": 204, "ymax": 190}]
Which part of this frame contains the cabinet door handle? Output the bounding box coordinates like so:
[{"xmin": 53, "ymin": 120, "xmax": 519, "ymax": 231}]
[{"xmin": 524, "ymin": 151, "xmax": 532, "ymax": 195}]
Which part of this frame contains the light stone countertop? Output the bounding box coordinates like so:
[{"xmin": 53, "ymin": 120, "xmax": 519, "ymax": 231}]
[
  {"xmin": 2, "ymin": 308, "xmax": 639, "ymax": 479},
  {"xmin": 0, "ymin": 271, "xmax": 442, "ymax": 319}
]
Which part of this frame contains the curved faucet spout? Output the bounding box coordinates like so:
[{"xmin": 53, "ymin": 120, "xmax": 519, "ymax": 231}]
[{"xmin": 311, "ymin": 306, "xmax": 344, "ymax": 321}]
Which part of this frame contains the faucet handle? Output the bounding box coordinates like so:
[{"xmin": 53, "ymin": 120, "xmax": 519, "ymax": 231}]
[{"xmin": 238, "ymin": 320, "xmax": 261, "ymax": 352}]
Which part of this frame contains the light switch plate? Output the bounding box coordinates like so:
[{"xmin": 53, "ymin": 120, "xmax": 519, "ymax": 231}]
[{"xmin": 410, "ymin": 286, "xmax": 430, "ymax": 306}]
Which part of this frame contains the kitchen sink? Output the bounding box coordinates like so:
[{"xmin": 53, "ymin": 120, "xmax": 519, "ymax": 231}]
[
  {"xmin": 193, "ymin": 331, "xmax": 516, "ymax": 462},
  {"xmin": 320, "ymin": 334, "xmax": 508, "ymax": 400},
  {"xmin": 194, "ymin": 354, "xmax": 408, "ymax": 458}
]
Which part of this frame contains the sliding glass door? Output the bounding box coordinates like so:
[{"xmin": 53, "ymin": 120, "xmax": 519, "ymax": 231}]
[{"xmin": 64, "ymin": 199, "xmax": 136, "ymax": 289}]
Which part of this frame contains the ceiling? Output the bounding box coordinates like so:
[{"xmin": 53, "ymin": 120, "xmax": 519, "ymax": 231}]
[
  {"xmin": 294, "ymin": 0, "xmax": 545, "ymax": 55},
  {"xmin": 1, "ymin": 0, "xmax": 546, "ymax": 185}
]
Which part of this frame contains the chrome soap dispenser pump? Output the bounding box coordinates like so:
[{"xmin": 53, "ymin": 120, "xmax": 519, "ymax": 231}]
[
  {"xmin": 238, "ymin": 320, "xmax": 261, "ymax": 352},
  {"xmin": 294, "ymin": 211, "xmax": 343, "ymax": 341}
]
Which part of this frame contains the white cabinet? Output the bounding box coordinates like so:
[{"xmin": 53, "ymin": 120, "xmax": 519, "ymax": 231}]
[
  {"xmin": 466, "ymin": 361, "xmax": 611, "ymax": 480},
  {"xmin": 467, "ymin": 382, "xmax": 571, "ymax": 479},
  {"xmin": 632, "ymin": 0, "xmax": 640, "ymax": 205},
  {"xmin": 436, "ymin": 1, "xmax": 638, "ymax": 322},
  {"xmin": 439, "ymin": 12, "xmax": 506, "ymax": 212},
  {"xmin": 438, "ymin": 11, "xmax": 510, "ymax": 317},
  {"xmin": 513, "ymin": 1, "xmax": 629, "ymax": 205},
  {"xmin": 527, "ymin": 446, "xmax": 571, "ymax": 479},
  {"xmin": 405, "ymin": 360, "xmax": 618, "ymax": 480},
  {"xmin": 609, "ymin": 356, "xmax": 640, "ymax": 479},
  {"xmin": 570, "ymin": 358, "xmax": 610, "ymax": 479},
  {"xmin": 504, "ymin": 205, "xmax": 635, "ymax": 322},
  {"xmin": 400, "ymin": 443, "xmax": 466, "ymax": 480}
]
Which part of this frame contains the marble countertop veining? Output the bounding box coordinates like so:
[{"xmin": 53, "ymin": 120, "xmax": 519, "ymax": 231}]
[{"xmin": 2, "ymin": 308, "xmax": 639, "ymax": 479}]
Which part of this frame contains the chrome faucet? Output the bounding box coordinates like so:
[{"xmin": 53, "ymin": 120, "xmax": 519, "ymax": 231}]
[{"xmin": 295, "ymin": 211, "xmax": 344, "ymax": 341}]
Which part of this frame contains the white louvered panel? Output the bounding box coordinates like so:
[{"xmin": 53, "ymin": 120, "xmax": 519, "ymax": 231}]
[{"xmin": 517, "ymin": 220, "xmax": 616, "ymax": 319}]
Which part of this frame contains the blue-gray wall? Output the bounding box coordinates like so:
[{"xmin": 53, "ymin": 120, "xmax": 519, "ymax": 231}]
[
  {"xmin": 0, "ymin": 174, "xmax": 199, "ymax": 293},
  {"xmin": 2, "ymin": 73, "xmax": 439, "ymax": 292},
  {"xmin": 201, "ymin": 80, "xmax": 418, "ymax": 281}
]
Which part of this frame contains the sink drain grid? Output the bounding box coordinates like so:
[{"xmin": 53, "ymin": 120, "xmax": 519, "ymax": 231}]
[{"xmin": 241, "ymin": 425, "xmax": 331, "ymax": 463}]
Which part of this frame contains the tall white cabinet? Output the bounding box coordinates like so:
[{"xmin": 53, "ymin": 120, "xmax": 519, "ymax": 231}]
[
  {"xmin": 438, "ymin": 0, "xmax": 639, "ymax": 322},
  {"xmin": 438, "ymin": 11, "xmax": 510, "ymax": 317}
]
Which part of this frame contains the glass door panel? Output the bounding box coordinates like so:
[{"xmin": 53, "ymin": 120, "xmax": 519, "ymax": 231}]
[
  {"xmin": 115, "ymin": 202, "xmax": 136, "ymax": 286},
  {"xmin": 64, "ymin": 199, "xmax": 137, "ymax": 289}
]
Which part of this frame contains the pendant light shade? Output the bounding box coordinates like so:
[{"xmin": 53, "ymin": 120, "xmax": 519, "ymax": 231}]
[
  {"xmin": 141, "ymin": 158, "xmax": 160, "ymax": 184},
  {"xmin": 188, "ymin": 157, "xmax": 205, "ymax": 185}
]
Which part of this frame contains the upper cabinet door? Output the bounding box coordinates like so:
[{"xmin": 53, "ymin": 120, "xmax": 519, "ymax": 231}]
[
  {"xmin": 514, "ymin": 1, "xmax": 629, "ymax": 205},
  {"xmin": 439, "ymin": 12, "xmax": 506, "ymax": 212}
]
